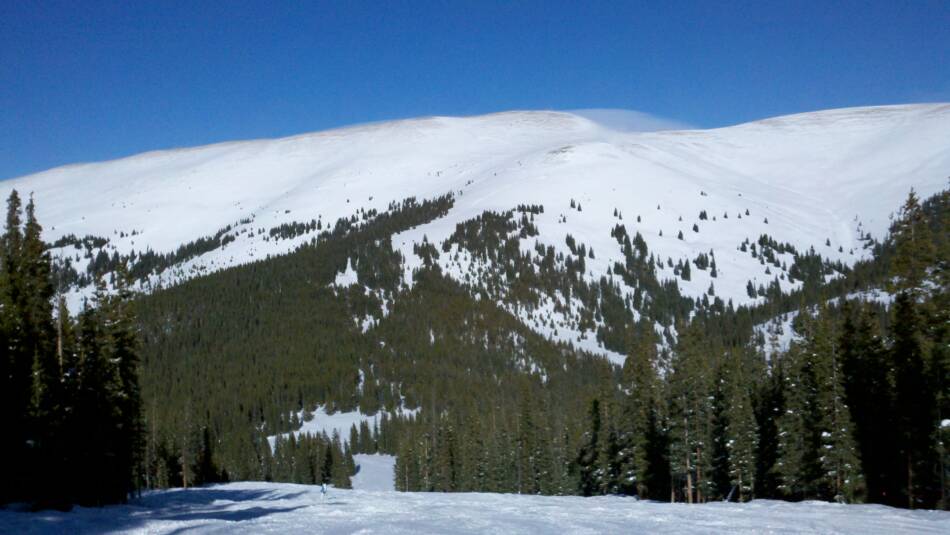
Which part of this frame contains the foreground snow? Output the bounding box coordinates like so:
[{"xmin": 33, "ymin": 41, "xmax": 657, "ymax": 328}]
[{"xmin": 1, "ymin": 482, "xmax": 947, "ymax": 534}]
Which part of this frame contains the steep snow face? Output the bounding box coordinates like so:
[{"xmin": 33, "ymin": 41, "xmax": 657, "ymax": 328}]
[{"xmin": 4, "ymin": 104, "xmax": 949, "ymax": 356}]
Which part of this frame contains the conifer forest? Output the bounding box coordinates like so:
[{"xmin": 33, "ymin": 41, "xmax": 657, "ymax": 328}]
[{"xmin": 1, "ymin": 184, "xmax": 946, "ymax": 512}]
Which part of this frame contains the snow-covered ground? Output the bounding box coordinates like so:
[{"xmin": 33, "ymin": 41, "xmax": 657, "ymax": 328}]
[
  {"xmin": 2, "ymin": 482, "xmax": 948, "ymax": 534},
  {"xmin": 4, "ymin": 104, "xmax": 948, "ymax": 359},
  {"xmin": 351, "ymin": 454, "xmax": 396, "ymax": 492},
  {"xmin": 267, "ymin": 405, "xmax": 419, "ymax": 450}
]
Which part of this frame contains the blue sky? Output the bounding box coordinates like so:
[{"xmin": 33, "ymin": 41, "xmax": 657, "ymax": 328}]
[{"xmin": 2, "ymin": 1, "xmax": 948, "ymax": 180}]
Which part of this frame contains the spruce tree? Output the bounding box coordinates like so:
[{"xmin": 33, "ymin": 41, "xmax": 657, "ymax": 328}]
[
  {"xmin": 813, "ymin": 310, "xmax": 864, "ymax": 503},
  {"xmin": 708, "ymin": 362, "xmax": 732, "ymax": 501},
  {"xmin": 1, "ymin": 190, "xmax": 30, "ymax": 503},
  {"xmin": 775, "ymin": 312, "xmax": 824, "ymax": 500},
  {"xmin": 668, "ymin": 323, "xmax": 716, "ymax": 502},
  {"xmin": 575, "ymin": 398, "xmax": 602, "ymax": 497},
  {"xmin": 776, "ymin": 308, "xmax": 864, "ymax": 502},
  {"xmin": 891, "ymin": 292, "xmax": 939, "ymax": 508},
  {"xmin": 24, "ymin": 196, "xmax": 63, "ymax": 507},
  {"xmin": 839, "ymin": 304, "xmax": 896, "ymax": 505},
  {"xmin": 889, "ymin": 190, "xmax": 936, "ymax": 295},
  {"xmin": 724, "ymin": 350, "xmax": 758, "ymax": 502},
  {"xmin": 619, "ymin": 332, "xmax": 662, "ymax": 498}
]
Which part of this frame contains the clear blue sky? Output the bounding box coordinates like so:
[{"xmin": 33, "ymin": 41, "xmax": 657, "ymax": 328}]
[{"xmin": 2, "ymin": 1, "xmax": 948, "ymax": 180}]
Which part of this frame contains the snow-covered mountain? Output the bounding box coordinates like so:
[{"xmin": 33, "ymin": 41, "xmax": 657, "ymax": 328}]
[{"xmin": 4, "ymin": 103, "xmax": 949, "ymax": 359}]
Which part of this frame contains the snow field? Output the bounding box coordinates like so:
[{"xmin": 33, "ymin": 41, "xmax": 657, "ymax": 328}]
[
  {"xmin": 5, "ymin": 104, "xmax": 949, "ymax": 356},
  {"xmin": 1, "ymin": 481, "xmax": 947, "ymax": 534}
]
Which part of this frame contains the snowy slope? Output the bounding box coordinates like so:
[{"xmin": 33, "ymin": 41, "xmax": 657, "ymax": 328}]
[
  {"xmin": 4, "ymin": 104, "xmax": 949, "ymax": 357},
  {"xmin": 351, "ymin": 454, "xmax": 396, "ymax": 492},
  {"xmin": 1, "ymin": 481, "xmax": 947, "ymax": 534},
  {"xmin": 266, "ymin": 405, "xmax": 418, "ymax": 450}
]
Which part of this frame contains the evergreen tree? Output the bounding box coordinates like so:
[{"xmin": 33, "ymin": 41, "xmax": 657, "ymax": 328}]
[
  {"xmin": 775, "ymin": 312, "xmax": 825, "ymax": 500},
  {"xmin": 891, "ymin": 292, "xmax": 940, "ymax": 508},
  {"xmin": 776, "ymin": 309, "xmax": 863, "ymax": 502},
  {"xmin": 668, "ymin": 323, "xmax": 716, "ymax": 503},
  {"xmin": 724, "ymin": 350, "xmax": 758, "ymax": 502},
  {"xmin": 708, "ymin": 362, "xmax": 732, "ymax": 501},
  {"xmin": 1, "ymin": 190, "xmax": 30, "ymax": 503},
  {"xmin": 618, "ymin": 332, "xmax": 662, "ymax": 498},
  {"xmin": 575, "ymin": 398, "xmax": 603, "ymax": 497},
  {"xmin": 889, "ymin": 190, "xmax": 936, "ymax": 295},
  {"xmin": 839, "ymin": 304, "xmax": 896, "ymax": 505},
  {"xmin": 753, "ymin": 352, "xmax": 784, "ymax": 499},
  {"xmin": 24, "ymin": 196, "xmax": 63, "ymax": 507},
  {"xmin": 813, "ymin": 310, "xmax": 864, "ymax": 503}
]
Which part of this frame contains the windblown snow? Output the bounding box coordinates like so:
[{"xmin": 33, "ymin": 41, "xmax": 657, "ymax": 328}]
[
  {"xmin": 5, "ymin": 104, "xmax": 949, "ymax": 359},
  {"xmin": 1, "ymin": 481, "xmax": 947, "ymax": 534}
]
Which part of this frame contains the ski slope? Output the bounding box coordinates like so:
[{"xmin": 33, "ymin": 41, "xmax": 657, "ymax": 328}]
[
  {"xmin": 266, "ymin": 405, "xmax": 418, "ymax": 450},
  {"xmin": 4, "ymin": 104, "xmax": 948, "ymax": 357},
  {"xmin": 351, "ymin": 454, "xmax": 396, "ymax": 492},
  {"xmin": 1, "ymin": 481, "xmax": 947, "ymax": 534}
]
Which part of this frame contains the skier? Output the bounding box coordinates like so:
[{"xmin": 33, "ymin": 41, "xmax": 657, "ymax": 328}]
[{"xmin": 321, "ymin": 482, "xmax": 328, "ymax": 501}]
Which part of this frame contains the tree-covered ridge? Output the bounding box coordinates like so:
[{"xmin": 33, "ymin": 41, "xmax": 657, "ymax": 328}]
[
  {"xmin": 7, "ymin": 182, "xmax": 945, "ymax": 511},
  {"xmin": 131, "ymin": 186, "xmax": 946, "ymax": 508},
  {"xmin": 393, "ymin": 188, "xmax": 947, "ymax": 508},
  {"xmin": 438, "ymin": 207, "xmax": 697, "ymax": 356},
  {"xmin": 133, "ymin": 192, "xmax": 617, "ymax": 488}
]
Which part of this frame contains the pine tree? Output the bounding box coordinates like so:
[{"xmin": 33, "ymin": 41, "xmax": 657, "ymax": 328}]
[
  {"xmin": 724, "ymin": 350, "xmax": 758, "ymax": 502},
  {"xmin": 668, "ymin": 323, "xmax": 716, "ymax": 503},
  {"xmin": 105, "ymin": 265, "xmax": 146, "ymax": 499},
  {"xmin": 776, "ymin": 308, "xmax": 863, "ymax": 502},
  {"xmin": 619, "ymin": 332, "xmax": 662, "ymax": 498},
  {"xmin": 24, "ymin": 196, "xmax": 64, "ymax": 507},
  {"xmin": 754, "ymin": 343, "xmax": 784, "ymax": 499},
  {"xmin": 839, "ymin": 304, "xmax": 896, "ymax": 505},
  {"xmin": 891, "ymin": 292, "xmax": 939, "ymax": 508},
  {"xmin": 575, "ymin": 398, "xmax": 602, "ymax": 497},
  {"xmin": 813, "ymin": 310, "xmax": 864, "ymax": 503},
  {"xmin": 708, "ymin": 362, "xmax": 732, "ymax": 501},
  {"xmin": 1, "ymin": 190, "xmax": 30, "ymax": 503},
  {"xmin": 889, "ymin": 190, "xmax": 936, "ymax": 296},
  {"xmin": 775, "ymin": 312, "xmax": 824, "ymax": 500}
]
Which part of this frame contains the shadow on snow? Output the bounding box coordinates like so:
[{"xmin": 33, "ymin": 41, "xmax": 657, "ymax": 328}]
[{"xmin": 0, "ymin": 485, "xmax": 312, "ymax": 534}]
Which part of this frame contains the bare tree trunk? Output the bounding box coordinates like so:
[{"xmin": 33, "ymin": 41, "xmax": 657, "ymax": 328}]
[
  {"xmin": 182, "ymin": 434, "xmax": 189, "ymax": 489},
  {"xmin": 696, "ymin": 447, "xmax": 703, "ymax": 503},
  {"xmin": 56, "ymin": 309, "xmax": 63, "ymax": 369},
  {"xmin": 686, "ymin": 452, "xmax": 693, "ymax": 504}
]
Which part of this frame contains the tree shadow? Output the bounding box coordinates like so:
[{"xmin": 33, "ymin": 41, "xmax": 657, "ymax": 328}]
[{"xmin": 1, "ymin": 485, "xmax": 314, "ymax": 534}]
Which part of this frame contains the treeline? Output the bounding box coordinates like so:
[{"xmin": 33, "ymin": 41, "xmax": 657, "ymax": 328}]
[
  {"xmin": 0, "ymin": 191, "xmax": 144, "ymax": 510},
  {"xmin": 393, "ymin": 190, "xmax": 948, "ymax": 509}
]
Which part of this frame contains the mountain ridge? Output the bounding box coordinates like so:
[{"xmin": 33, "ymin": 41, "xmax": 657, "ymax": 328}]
[{"xmin": 4, "ymin": 103, "xmax": 948, "ymax": 359}]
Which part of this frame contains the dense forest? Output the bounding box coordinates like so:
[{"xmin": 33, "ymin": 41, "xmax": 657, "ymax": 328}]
[
  {"xmin": 131, "ymin": 184, "xmax": 946, "ymax": 509},
  {"xmin": 0, "ymin": 191, "xmax": 144, "ymax": 510},
  {"xmin": 1, "ymin": 185, "xmax": 946, "ymax": 511}
]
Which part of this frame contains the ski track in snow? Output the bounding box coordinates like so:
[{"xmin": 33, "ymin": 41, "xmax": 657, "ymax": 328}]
[
  {"xmin": 1, "ymin": 481, "xmax": 947, "ymax": 534},
  {"xmin": 5, "ymin": 104, "xmax": 949, "ymax": 360}
]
